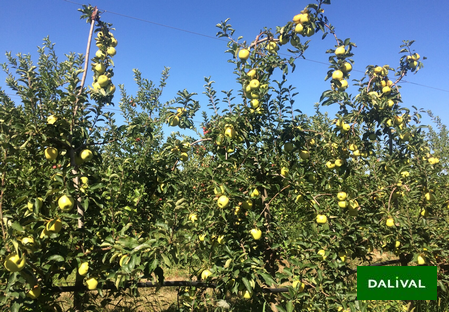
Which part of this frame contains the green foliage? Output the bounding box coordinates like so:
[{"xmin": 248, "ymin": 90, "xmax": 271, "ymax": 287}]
[{"xmin": 0, "ymin": 0, "xmax": 448, "ymax": 311}]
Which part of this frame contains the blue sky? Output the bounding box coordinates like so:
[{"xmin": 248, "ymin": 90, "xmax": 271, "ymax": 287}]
[{"xmin": 1, "ymin": 0, "xmax": 448, "ymax": 138}]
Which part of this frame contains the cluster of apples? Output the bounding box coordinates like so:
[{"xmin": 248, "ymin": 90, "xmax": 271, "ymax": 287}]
[
  {"xmin": 292, "ymin": 8, "xmax": 316, "ymax": 37},
  {"xmin": 91, "ymin": 30, "xmax": 117, "ymax": 94},
  {"xmin": 330, "ymin": 45, "xmax": 353, "ymax": 91}
]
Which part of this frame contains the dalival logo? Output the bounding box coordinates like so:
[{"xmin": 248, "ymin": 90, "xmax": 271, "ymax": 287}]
[{"xmin": 368, "ymin": 277, "xmax": 426, "ymax": 289}]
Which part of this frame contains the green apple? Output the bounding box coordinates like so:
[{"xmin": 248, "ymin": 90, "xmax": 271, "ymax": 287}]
[
  {"xmin": 284, "ymin": 142, "xmax": 294, "ymax": 152},
  {"xmin": 217, "ymin": 195, "xmax": 229, "ymax": 208},
  {"xmin": 107, "ymin": 46, "xmax": 116, "ymax": 56},
  {"xmin": 94, "ymin": 63, "xmax": 105, "ymax": 74},
  {"xmin": 58, "ymin": 195, "xmax": 74, "ymax": 212},
  {"xmin": 299, "ymin": 150, "xmax": 310, "ymax": 160},
  {"xmin": 45, "ymin": 147, "xmax": 58, "ymax": 161},
  {"xmin": 97, "ymin": 75, "xmax": 109, "ymax": 88},
  {"xmin": 250, "ymin": 228, "xmax": 262, "ymax": 240}
]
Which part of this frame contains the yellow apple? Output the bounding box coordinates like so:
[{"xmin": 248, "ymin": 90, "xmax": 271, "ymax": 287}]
[
  {"xmin": 201, "ymin": 269, "xmax": 212, "ymax": 280},
  {"xmin": 335, "ymin": 46, "xmax": 345, "ymax": 56},
  {"xmin": 334, "ymin": 159, "xmax": 344, "ymax": 167},
  {"xmin": 382, "ymin": 86, "xmax": 391, "ymax": 94},
  {"xmin": 217, "ymin": 235, "xmax": 225, "ymax": 244},
  {"xmin": 386, "ymin": 217, "xmax": 395, "ymax": 227},
  {"xmin": 4, "ymin": 253, "xmax": 26, "ymax": 272},
  {"xmin": 374, "ymin": 66, "xmax": 383, "ymax": 74},
  {"xmin": 338, "ymin": 80, "xmax": 348, "ymax": 90},
  {"xmin": 294, "ymin": 23, "xmax": 304, "ymax": 34},
  {"xmin": 169, "ymin": 115, "xmax": 179, "ymax": 126},
  {"xmin": 85, "ymin": 277, "xmax": 98, "ymax": 290},
  {"xmin": 45, "ymin": 147, "xmax": 58, "ymax": 161},
  {"xmin": 242, "ymin": 290, "xmax": 252, "ymax": 299},
  {"xmin": 337, "ymin": 192, "xmax": 347, "ymax": 201},
  {"xmin": 180, "ymin": 152, "xmax": 188, "ymax": 161},
  {"xmin": 238, "ymin": 49, "xmax": 250, "ymax": 61},
  {"xmin": 338, "ymin": 201, "xmax": 348, "ymax": 208},
  {"xmin": 417, "ymin": 255, "xmax": 425, "ymax": 265},
  {"xmin": 189, "ymin": 213, "xmax": 198, "ymax": 222},
  {"xmin": 95, "ymin": 50, "xmax": 105, "ymax": 58},
  {"xmin": 107, "ymin": 84, "xmax": 116, "ymax": 94},
  {"xmin": 21, "ymin": 237, "xmax": 35, "ymax": 246},
  {"xmin": 250, "ymin": 99, "xmax": 260, "ymax": 109},
  {"xmin": 281, "ymin": 167, "xmax": 289, "ymax": 176},
  {"xmin": 199, "ymin": 234, "xmax": 206, "ymax": 241},
  {"xmin": 80, "ymin": 149, "xmax": 93, "ymax": 162},
  {"xmin": 107, "ymin": 46, "xmax": 116, "ymax": 56},
  {"xmin": 292, "ymin": 280, "xmax": 305, "ymax": 292},
  {"xmin": 78, "ymin": 262, "xmax": 89, "ymax": 276},
  {"xmin": 110, "ymin": 37, "xmax": 118, "ymax": 47},
  {"xmin": 341, "ymin": 62, "xmax": 352, "ymax": 72},
  {"xmin": 318, "ymin": 249, "xmax": 327, "ymax": 260},
  {"xmin": 267, "ymin": 41, "xmax": 278, "ymax": 53},
  {"xmin": 250, "ymin": 188, "xmax": 260, "ymax": 198},
  {"xmin": 217, "ymin": 195, "xmax": 229, "ymax": 208},
  {"xmin": 27, "ymin": 285, "xmax": 41, "ymax": 299},
  {"xmin": 97, "ymin": 75, "xmax": 109, "ymax": 88},
  {"xmin": 249, "ymin": 79, "xmax": 260, "ymax": 89},
  {"xmin": 424, "ymin": 192, "xmax": 435, "ymax": 201},
  {"xmin": 395, "ymin": 241, "xmax": 401, "ymax": 248},
  {"xmin": 326, "ymin": 161, "xmax": 335, "ymax": 169},
  {"xmin": 316, "ymin": 214, "xmax": 327, "ymax": 224},
  {"xmin": 332, "ymin": 70, "xmax": 344, "ymax": 81},
  {"xmin": 58, "ymin": 195, "xmax": 74, "ymax": 212},
  {"xmin": 119, "ymin": 254, "xmax": 129, "ymax": 267},
  {"xmin": 46, "ymin": 218, "xmax": 62, "ymax": 233},
  {"xmin": 94, "ymin": 63, "xmax": 106, "ymax": 74},
  {"xmin": 224, "ymin": 125, "xmax": 235, "ymax": 138},
  {"xmin": 242, "ymin": 200, "xmax": 253, "ymax": 209},
  {"xmin": 47, "ymin": 115, "xmax": 58, "ymax": 124},
  {"xmin": 250, "ymin": 228, "xmax": 262, "ymax": 240}
]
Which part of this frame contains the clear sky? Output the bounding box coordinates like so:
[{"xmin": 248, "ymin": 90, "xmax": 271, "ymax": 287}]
[{"xmin": 1, "ymin": 0, "xmax": 448, "ymax": 138}]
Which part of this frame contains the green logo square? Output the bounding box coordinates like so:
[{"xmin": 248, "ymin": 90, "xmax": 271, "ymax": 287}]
[{"xmin": 357, "ymin": 266, "xmax": 437, "ymax": 300}]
